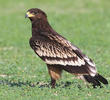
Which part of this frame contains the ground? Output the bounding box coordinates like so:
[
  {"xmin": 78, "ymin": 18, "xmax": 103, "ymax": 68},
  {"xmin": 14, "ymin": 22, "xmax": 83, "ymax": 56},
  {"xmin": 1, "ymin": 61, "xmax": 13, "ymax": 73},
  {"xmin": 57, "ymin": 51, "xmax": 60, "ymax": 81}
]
[{"xmin": 0, "ymin": 0, "xmax": 110, "ymax": 100}]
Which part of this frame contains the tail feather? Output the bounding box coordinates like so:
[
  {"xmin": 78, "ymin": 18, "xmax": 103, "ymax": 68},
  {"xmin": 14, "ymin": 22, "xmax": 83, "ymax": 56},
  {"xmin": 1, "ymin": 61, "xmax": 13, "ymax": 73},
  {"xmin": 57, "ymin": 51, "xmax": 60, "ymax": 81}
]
[
  {"xmin": 95, "ymin": 74, "xmax": 108, "ymax": 85},
  {"xmin": 83, "ymin": 74, "xmax": 108, "ymax": 88}
]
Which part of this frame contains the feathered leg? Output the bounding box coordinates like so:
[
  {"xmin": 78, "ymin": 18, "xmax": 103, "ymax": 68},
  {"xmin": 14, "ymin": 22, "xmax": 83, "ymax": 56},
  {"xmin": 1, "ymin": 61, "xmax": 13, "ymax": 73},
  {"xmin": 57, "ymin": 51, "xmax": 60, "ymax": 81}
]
[{"xmin": 47, "ymin": 65, "xmax": 63, "ymax": 88}]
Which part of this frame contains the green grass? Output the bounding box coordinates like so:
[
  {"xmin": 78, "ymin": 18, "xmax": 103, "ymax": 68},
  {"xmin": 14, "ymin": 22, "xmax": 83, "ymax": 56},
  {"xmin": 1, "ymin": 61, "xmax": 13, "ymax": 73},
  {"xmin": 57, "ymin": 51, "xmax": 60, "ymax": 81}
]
[{"xmin": 0, "ymin": 0, "xmax": 110, "ymax": 99}]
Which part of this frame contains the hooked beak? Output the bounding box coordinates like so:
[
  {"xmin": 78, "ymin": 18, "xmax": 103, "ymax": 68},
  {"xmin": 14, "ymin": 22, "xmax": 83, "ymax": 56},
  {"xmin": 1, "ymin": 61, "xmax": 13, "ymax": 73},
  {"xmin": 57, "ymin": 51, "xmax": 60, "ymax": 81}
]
[{"xmin": 25, "ymin": 12, "xmax": 35, "ymax": 18}]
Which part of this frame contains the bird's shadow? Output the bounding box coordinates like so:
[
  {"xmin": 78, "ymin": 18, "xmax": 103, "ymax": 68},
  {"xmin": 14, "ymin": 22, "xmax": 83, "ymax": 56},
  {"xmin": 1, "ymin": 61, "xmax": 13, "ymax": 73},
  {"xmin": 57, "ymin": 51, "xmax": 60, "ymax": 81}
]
[{"xmin": 0, "ymin": 79, "xmax": 81, "ymax": 89}]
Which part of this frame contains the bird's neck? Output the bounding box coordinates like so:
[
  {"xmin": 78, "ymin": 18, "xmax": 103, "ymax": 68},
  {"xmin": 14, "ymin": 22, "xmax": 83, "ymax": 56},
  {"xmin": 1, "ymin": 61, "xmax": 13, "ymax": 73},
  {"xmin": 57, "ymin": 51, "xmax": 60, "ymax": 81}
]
[{"xmin": 31, "ymin": 19, "xmax": 52, "ymax": 36}]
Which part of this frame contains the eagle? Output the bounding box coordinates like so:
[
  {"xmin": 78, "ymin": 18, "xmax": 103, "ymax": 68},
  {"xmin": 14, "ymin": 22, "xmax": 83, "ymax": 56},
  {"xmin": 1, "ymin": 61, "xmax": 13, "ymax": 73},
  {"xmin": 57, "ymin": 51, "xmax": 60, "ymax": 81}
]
[{"xmin": 25, "ymin": 8, "xmax": 108, "ymax": 88}]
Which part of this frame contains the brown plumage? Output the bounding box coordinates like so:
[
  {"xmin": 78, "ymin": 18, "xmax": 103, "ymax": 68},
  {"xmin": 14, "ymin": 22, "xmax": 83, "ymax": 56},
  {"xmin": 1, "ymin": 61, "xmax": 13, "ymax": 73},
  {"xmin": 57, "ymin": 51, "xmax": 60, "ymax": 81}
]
[{"xmin": 25, "ymin": 8, "xmax": 108, "ymax": 88}]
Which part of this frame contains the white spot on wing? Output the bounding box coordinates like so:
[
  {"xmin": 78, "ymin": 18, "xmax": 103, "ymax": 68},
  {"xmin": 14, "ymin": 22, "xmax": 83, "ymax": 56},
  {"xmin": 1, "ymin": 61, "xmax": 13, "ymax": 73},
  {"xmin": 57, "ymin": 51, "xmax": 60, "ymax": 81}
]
[
  {"xmin": 84, "ymin": 56, "xmax": 95, "ymax": 67},
  {"xmin": 45, "ymin": 57, "xmax": 85, "ymax": 66},
  {"xmin": 90, "ymin": 73, "xmax": 96, "ymax": 77},
  {"xmin": 89, "ymin": 67, "xmax": 97, "ymax": 74}
]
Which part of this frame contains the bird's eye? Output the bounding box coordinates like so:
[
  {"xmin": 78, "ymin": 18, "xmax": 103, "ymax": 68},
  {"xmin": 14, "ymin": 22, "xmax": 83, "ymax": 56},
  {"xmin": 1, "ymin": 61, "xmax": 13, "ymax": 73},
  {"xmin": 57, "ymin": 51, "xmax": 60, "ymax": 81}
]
[{"xmin": 34, "ymin": 12, "xmax": 38, "ymax": 14}]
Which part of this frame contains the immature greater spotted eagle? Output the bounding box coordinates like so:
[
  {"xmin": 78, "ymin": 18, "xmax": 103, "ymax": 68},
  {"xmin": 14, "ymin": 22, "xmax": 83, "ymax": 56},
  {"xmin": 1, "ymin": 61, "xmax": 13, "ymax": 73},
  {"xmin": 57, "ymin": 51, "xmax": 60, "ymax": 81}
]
[{"xmin": 25, "ymin": 8, "xmax": 108, "ymax": 88}]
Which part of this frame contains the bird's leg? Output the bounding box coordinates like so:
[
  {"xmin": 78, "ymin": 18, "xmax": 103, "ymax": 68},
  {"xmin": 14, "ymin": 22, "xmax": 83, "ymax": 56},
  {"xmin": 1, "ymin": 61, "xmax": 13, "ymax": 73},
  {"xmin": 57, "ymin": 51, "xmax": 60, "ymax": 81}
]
[
  {"xmin": 51, "ymin": 78, "xmax": 56, "ymax": 88},
  {"xmin": 47, "ymin": 65, "xmax": 63, "ymax": 88}
]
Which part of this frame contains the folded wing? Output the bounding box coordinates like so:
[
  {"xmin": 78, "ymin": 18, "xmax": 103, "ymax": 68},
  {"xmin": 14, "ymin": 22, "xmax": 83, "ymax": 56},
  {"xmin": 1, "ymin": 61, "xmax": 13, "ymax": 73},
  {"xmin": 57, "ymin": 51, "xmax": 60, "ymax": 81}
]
[{"xmin": 30, "ymin": 32, "xmax": 96, "ymax": 76}]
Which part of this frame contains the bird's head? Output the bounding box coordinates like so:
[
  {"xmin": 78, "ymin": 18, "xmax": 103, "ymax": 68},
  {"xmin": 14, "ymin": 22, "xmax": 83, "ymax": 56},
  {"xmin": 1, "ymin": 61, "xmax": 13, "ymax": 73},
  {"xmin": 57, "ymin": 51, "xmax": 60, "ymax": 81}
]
[{"xmin": 25, "ymin": 8, "xmax": 47, "ymax": 21}]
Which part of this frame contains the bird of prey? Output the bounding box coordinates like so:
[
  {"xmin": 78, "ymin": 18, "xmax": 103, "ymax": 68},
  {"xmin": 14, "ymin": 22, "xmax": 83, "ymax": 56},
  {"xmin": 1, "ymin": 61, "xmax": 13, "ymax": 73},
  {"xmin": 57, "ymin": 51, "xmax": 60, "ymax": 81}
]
[{"xmin": 25, "ymin": 8, "xmax": 108, "ymax": 88}]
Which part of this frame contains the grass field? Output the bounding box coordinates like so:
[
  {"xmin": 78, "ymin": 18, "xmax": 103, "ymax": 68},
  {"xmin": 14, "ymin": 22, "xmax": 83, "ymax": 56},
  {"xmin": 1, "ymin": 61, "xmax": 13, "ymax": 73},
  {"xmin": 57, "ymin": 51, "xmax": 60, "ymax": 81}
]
[{"xmin": 0, "ymin": 0, "xmax": 110, "ymax": 100}]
